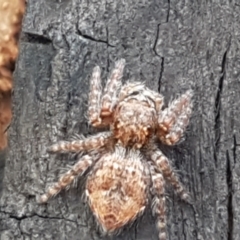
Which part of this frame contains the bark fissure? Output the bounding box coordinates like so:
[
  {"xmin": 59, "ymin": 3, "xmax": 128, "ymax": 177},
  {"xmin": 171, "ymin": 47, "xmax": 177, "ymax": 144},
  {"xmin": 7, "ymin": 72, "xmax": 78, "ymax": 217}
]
[
  {"xmin": 214, "ymin": 40, "xmax": 231, "ymax": 165},
  {"xmin": 153, "ymin": 24, "xmax": 160, "ymax": 58},
  {"xmin": 226, "ymin": 151, "xmax": 233, "ymax": 240},
  {"xmin": 21, "ymin": 32, "xmax": 52, "ymax": 45},
  {"xmin": 233, "ymin": 134, "xmax": 237, "ymax": 164},
  {"xmin": 158, "ymin": 58, "xmax": 164, "ymax": 93},
  {"xmin": 167, "ymin": 0, "xmax": 170, "ymax": 22},
  {"xmin": 0, "ymin": 210, "xmax": 85, "ymax": 225},
  {"xmin": 106, "ymin": 26, "xmax": 110, "ymax": 73},
  {"xmin": 152, "ymin": 25, "xmax": 164, "ymax": 93},
  {"xmin": 181, "ymin": 210, "xmax": 187, "ymax": 240},
  {"xmin": 152, "ymin": 1, "xmax": 170, "ymax": 93},
  {"xmin": 76, "ymin": 27, "xmax": 115, "ymax": 48}
]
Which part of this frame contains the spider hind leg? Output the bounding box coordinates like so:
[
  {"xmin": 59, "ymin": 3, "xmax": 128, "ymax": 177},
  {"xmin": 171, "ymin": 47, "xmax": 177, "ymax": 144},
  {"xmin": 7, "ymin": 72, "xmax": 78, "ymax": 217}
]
[
  {"xmin": 150, "ymin": 166, "xmax": 167, "ymax": 240},
  {"xmin": 37, "ymin": 154, "xmax": 94, "ymax": 203},
  {"xmin": 148, "ymin": 145, "xmax": 189, "ymax": 202}
]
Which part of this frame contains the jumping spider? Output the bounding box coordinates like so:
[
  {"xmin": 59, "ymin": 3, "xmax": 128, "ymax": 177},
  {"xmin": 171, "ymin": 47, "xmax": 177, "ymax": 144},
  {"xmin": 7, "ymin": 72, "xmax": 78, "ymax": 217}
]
[{"xmin": 38, "ymin": 59, "xmax": 193, "ymax": 240}]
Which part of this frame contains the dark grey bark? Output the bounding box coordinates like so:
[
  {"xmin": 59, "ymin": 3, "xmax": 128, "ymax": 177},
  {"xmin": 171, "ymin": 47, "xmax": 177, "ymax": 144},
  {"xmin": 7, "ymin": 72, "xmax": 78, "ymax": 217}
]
[{"xmin": 1, "ymin": 0, "xmax": 240, "ymax": 239}]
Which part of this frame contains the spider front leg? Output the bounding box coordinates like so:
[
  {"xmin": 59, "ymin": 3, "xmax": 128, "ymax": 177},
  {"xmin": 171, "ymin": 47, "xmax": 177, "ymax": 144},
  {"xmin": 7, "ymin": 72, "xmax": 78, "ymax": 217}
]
[
  {"xmin": 150, "ymin": 167, "xmax": 167, "ymax": 240},
  {"xmin": 147, "ymin": 144, "xmax": 189, "ymax": 202},
  {"xmin": 88, "ymin": 59, "xmax": 126, "ymax": 127},
  {"xmin": 48, "ymin": 132, "xmax": 112, "ymax": 153},
  {"xmin": 158, "ymin": 90, "xmax": 193, "ymax": 145},
  {"xmin": 38, "ymin": 154, "xmax": 94, "ymax": 203},
  {"xmin": 100, "ymin": 59, "xmax": 125, "ymax": 117},
  {"xmin": 88, "ymin": 65, "xmax": 103, "ymax": 126}
]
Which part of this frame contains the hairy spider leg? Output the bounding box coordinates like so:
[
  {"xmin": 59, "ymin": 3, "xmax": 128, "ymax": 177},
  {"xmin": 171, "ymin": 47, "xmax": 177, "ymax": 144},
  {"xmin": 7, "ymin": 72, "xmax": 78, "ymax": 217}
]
[
  {"xmin": 148, "ymin": 145, "xmax": 189, "ymax": 201},
  {"xmin": 100, "ymin": 59, "xmax": 125, "ymax": 117},
  {"xmin": 150, "ymin": 167, "xmax": 167, "ymax": 240},
  {"xmin": 88, "ymin": 59, "xmax": 125, "ymax": 127},
  {"xmin": 88, "ymin": 65, "xmax": 103, "ymax": 126},
  {"xmin": 38, "ymin": 154, "xmax": 94, "ymax": 203},
  {"xmin": 158, "ymin": 90, "xmax": 193, "ymax": 145},
  {"xmin": 48, "ymin": 132, "xmax": 112, "ymax": 153}
]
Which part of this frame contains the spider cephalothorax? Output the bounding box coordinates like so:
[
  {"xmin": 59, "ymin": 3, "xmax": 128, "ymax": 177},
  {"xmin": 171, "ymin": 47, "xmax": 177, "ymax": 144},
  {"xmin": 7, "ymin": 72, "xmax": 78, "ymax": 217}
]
[
  {"xmin": 38, "ymin": 59, "xmax": 193, "ymax": 240},
  {"xmin": 112, "ymin": 87, "xmax": 160, "ymax": 148}
]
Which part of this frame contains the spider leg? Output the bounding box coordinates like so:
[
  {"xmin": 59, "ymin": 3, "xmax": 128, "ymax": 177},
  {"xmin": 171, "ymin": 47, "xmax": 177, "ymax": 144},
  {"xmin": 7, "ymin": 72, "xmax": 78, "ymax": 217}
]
[
  {"xmin": 147, "ymin": 144, "xmax": 189, "ymax": 201},
  {"xmin": 150, "ymin": 166, "xmax": 167, "ymax": 240},
  {"xmin": 88, "ymin": 59, "xmax": 125, "ymax": 127},
  {"xmin": 88, "ymin": 65, "xmax": 103, "ymax": 127},
  {"xmin": 158, "ymin": 90, "xmax": 193, "ymax": 145},
  {"xmin": 100, "ymin": 59, "xmax": 125, "ymax": 117},
  {"xmin": 37, "ymin": 154, "xmax": 94, "ymax": 203},
  {"xmin": 48, "ymin": 132, "xmax": 112, "ymax": 153}
]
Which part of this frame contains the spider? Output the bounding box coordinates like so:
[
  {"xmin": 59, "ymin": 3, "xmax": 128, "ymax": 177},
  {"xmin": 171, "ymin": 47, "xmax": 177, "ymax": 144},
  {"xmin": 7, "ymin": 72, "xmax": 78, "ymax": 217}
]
[{"xmin": 38, "ymin": 59, "xmax": 193, "ymax": 240}]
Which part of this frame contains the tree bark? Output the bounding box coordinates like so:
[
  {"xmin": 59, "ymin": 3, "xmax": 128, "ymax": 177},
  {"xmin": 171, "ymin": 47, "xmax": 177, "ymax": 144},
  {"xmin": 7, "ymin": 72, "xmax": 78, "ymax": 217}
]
[{"xmin": 1, "ymin": 0, "xmax": 240, "ymax": 239}]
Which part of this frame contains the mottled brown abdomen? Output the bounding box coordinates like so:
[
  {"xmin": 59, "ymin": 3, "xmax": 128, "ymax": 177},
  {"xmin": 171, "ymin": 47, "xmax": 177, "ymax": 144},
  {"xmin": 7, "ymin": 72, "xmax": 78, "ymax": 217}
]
[{"xmin": 86, "ymin": 147, "xmax": 149, "ymax": 233}]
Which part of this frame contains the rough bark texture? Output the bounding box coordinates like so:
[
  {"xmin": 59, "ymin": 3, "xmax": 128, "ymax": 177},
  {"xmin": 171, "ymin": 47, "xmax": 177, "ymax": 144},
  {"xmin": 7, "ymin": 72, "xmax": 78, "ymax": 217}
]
[{"xmin": 1, "ymin": 0, "xmax": 240, "ymax": 239}]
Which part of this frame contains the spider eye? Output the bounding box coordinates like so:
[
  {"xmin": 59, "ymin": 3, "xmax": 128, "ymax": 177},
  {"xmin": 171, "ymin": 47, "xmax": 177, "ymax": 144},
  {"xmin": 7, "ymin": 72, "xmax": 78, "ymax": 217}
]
[
  {"xmin": 147, "ymin": 126, "xmax": 153, "ymax": 134},
  {"xmin": 129, "ymin": 91, "xmax": 140, "ymax": 96}
]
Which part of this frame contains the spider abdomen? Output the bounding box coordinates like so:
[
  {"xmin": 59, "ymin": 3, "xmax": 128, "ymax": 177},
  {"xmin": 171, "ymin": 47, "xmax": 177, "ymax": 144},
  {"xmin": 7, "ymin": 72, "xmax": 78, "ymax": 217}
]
[{"xmin": 86, "ymin": 147, "xmax": 150, "ymax": 233}]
